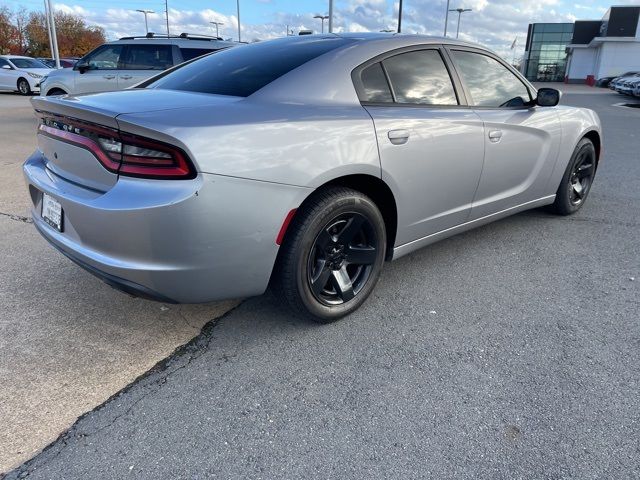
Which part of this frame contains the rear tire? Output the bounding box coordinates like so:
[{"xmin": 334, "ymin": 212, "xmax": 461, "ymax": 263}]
[
  {"xmin": 548, "ymin": 138, "xmax": 596, "ymax": 215},
  {"xmin": 272, "ymin": 187, "xmax": 386, "ymax": 323},
  {"xmin": 17, "ymin": 78, "xmax": 31, "ymax": 96}
]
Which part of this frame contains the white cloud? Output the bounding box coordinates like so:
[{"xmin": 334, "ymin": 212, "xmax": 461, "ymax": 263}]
[{"xmin": 52, "ymin": 0, "xmax": 592, "ymax": 59}]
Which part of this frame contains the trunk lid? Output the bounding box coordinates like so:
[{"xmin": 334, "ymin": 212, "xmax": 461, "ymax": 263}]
[{"xmin": 30, "ymin": 90, "xmax": 241, "ymax": 191}]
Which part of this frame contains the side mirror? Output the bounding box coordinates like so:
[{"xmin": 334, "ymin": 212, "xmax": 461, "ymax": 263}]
[
  {"xmin": 536, "ymin": 88, "xmax": 561, "ymax": 107},
  {"xmin": 75, "ymin": 60, "xmax": 90, "ymax": 73},
  {"xmin": 1, "ymin": 65, "xmax": 12, "ymax": 70}
]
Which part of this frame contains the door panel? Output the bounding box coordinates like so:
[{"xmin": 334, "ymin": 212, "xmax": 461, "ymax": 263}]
[
  {"xmin": 0, "ymin": 59, "xmax": 13, "ymax": 88},
  {"xmin": 75, "ymin": 70, "xmax": 118, "ymax": 93},
  {"xmin": 445, "ymin": 48, "xmax": 562, "ymax": 219},
  {"xmin": 367, "ymin": 107, "xmax": 485, "ymax": 245},
  {"xmin": 469, "ymin": 108, "xmax": 561, "ymax": 219}
]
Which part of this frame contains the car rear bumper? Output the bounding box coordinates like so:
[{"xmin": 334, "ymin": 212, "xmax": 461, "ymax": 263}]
[{"xmin": 24, "ymin": 150, "xmax": 310, "ymax": 303}]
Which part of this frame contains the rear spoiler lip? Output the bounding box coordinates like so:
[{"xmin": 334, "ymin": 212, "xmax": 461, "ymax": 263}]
[{"xmin": 31, "ymin": 96, "xmax": 120, "ymax": 129}]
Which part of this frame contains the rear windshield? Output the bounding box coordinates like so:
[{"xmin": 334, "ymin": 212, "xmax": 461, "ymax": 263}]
[{"xmin": 146, "ymin": 37, "xmax": 353, "ymax": 97}]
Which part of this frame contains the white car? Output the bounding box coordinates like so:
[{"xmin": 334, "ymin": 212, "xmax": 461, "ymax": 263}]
[
  {"xmin": 40, "ymin": 34, "xmax": 235, "ymax": 96},
  {"xmin": 0, "ymin": 56, "xmax": 53, "ymax": 95}
]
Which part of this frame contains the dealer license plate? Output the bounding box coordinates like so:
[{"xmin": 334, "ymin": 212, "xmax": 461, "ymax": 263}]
[{"xmin": 42, "ymin": 193, "xmax": 63, "ymax": 232}]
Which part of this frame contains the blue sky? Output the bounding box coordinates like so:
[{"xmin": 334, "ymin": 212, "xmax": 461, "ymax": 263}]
[{"xmin": 4, "ymin": 0, "xmax": 634, "ymax": 57}]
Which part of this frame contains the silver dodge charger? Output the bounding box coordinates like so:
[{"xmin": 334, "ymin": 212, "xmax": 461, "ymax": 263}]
[{"xmin": 24, "ymin": 34, "xmax": 602, "ymax": 322}]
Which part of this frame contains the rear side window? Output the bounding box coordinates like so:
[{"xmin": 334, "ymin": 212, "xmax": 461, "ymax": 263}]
[
  {"xmin": 450, "ymin": 50, "xmax": 531, "ymax": 107},
  {"xmin": 360, "ymin": 63, "xmax": 393, "ymax": 103},
  {"xmin": 383, "ymin": 50, "xmax": 457, "ymax": 105},
  {"xmin": 123, "ymin": 45, "xmax": 173, "ymax": 70},
  {"xmin": 180, "ymin": 48, "xmax": 216, "ymax": 61},
  {"xmin": 147, "ymin": 37, "xmax": 353, "ymax": 97}
]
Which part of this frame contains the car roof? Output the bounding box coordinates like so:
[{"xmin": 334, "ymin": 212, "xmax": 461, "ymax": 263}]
[
  {"xmin": 250, "ymin": 33, "xmax": 508, "ymax": 104},
  {"xmin": 0, "ymin": 55, "xmax": 36, "ymax": 59}
]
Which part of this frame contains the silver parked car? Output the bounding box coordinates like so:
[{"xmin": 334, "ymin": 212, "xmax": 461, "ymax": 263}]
[
  {"xmin": 39, "ymin": 33, "xmax": 236, "ymax": 96},
  {"xmin": 24, "ymin": 34, "xmax": 602, "ymax": 322}
]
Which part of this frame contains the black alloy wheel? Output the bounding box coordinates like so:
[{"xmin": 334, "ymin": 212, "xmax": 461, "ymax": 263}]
[
  {"xmin": 549, "ymin": 138, "xmax": 597, "ymax": 215},
  {"xmin": 307, "ymin": 212, "xmax": 378, "ymax": 306},
  {"xmin": 568, "ymin": 147, "xmax": 596, "ymax": 206},
  {"xmin": 272, "ymin": 186, "xmax": 387, "ymax": 323}
]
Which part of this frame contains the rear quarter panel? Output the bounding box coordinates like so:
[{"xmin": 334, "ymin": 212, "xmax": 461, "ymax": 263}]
[{"xmin": 116, "ymin": 100, "xmax": 381, "ymax": 188}]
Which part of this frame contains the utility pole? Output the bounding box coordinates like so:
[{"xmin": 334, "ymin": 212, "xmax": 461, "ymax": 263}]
[
  {"xmin": 313, "ymin": 15, "xmax": 329, "ymax": 34},
  {"xmin": 45, "ymin": 0, "xmax": 61, "ymax": 68},
  {"xmin": 210, "ymin": 21, "xmax": 223, "ymax": 38},
  {"xmin": 328, "ymin": 0, "xmax": 333, "ymax": 33},
  {"xmin": 165, "ymin": 0, "xmax": 170, "ymax": 36},
  {"xmin": 237, "ymin": 0, "xmax": 241, "ymax": 42},
  {"xmin": 449, "ymin": 8, "xmax": 472, "ymax": 39},
  {"xmin": 43, "ymin": 0, "xmax": 53, "ymax": 58},
  {"xmin": 443, "ymin": 0, "xmax": 450, "ymax": 36},
  {"xmin": 135, "ymin": 9, "xmax": 154, "ymax": 35},
  {"xmin": 397, "ymin": 0, "xmax": 403, "ymax": 33}
]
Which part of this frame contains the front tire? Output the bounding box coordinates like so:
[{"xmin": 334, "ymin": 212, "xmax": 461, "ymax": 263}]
[
  {"xmin": 17, "ymin": 78, "xmax": 31, "ymax": 96},
  {"xmin": 548, "ymin": 138, "xmax": 596, "ymax": 215},
  {"xmin": 272, "ymin": 187, "xmax": 386, "ymax": 323}
]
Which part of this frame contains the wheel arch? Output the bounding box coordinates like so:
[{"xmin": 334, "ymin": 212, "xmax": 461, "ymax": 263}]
[
  {"xmin": 286, "ymin": 174, "xmax": 398, "ymax": 261},
  {"xmin": 46, "ymin": 87, "xmax": 68, "ymax": 96},
  {"xmin": 582, "ymin": 129, "xmax": 601, "ymax": 168}
]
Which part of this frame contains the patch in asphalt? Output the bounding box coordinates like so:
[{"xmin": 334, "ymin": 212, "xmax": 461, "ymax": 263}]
[
  {"xmin": 0, "ymin": 211, "xmax": 32, "ymax": 224},
  {"xmin": 4, "ymin": 302, "xmax": 242, "ymax": 479}
]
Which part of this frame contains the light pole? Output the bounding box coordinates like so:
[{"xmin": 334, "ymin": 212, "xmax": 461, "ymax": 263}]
[
  {"xmin": 237, "ymin": 0, "xmax": 241, "ymax": 42},
  {"xmin": 165, "ymin": 0, "xmax": 170, "ymax": 36},
  {"xmin": 449, "ymin": 7, "xmax": 472, "ymax": 39},
  {"xmin": 210, "ymin": 21, "xmax": 223, "ymax": 38},
  {"xmin": 135, "ymin": 9, "xmax": 154, "ymax": 35},
  {"xmin": 313, "ymin": 15, "xmax": 329, "ymax": 33},
  {"xmin": 328, "ymin": 0, "xmax": 333, "ymax": 33},
  {"xmin": 397, "ymin": 0, "xmax": 403, "ymax": 33},
  {"xmin": 444, "ymin": 0, "xmax": 450, "ymax": 36},
  {"xmin": 45, "ymin": 0, "xmax": 60, "ymax": 68}
]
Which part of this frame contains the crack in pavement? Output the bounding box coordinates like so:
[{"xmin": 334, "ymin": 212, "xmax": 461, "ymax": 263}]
[
  {"xmin": 0, "ymin": 212, "xmax": 32, "ymax": 224},
  {"xmin": 4, "ymin": 302, "xmax": 242, "ymax": 479}
]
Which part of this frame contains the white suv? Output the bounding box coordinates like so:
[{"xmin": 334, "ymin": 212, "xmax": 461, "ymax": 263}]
[{"xmin": 40, "ymin": 33, "xmax": 236, "ymax": 96}]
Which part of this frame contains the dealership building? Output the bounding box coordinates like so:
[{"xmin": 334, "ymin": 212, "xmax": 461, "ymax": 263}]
[{"xmin": 522, "ymin": 5, "xmax": 640, "ymax": 83}]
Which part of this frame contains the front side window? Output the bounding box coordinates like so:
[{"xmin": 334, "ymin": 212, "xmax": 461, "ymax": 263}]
[
  {"xmin": 85, "ymin": 45, "xmax": 123, "ymax": 70},
  {"xmin": 123, "ymin": 45, "xmax": 173, "ymax": 70},
  {"xmin": 451, "ymin": 50, "xmax": 531, "ymax": 107},
  {"xmin": 382, "ymin": 50, "xmax": 458, "ymax": 105}
]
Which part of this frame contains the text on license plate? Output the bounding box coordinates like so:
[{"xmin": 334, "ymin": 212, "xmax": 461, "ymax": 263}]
[{"xmin": 42, "ymin": 193, "xmax": 63, "ymax": 232}]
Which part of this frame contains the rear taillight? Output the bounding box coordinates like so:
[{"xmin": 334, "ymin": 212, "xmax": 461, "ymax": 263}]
[{"xmin": 37, "ymin": 112, "xmax": 196, "ymax": 180}]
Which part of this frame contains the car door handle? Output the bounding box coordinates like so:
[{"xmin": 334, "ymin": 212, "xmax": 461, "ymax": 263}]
[
  {"xmin": 102, "ymin": 74, "xmax": 116, "ymax": 80},
  {"xmin": 388, "ymin": 129, "xmax": 410, "ymax": 145},
  {"xmin": 120, "ymin": 75, "xmax": 132, "ymax": 80},
  {"xmin": 488, "ymin": 130, "xmax": 503, "ymax": 143}
]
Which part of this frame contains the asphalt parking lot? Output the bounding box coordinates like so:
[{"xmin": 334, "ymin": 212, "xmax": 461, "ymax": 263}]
[
  {"xmin": 2, "ymin": 86, "xmax": 639, "ymax": 478},
  {"xmin": 0, "ymin": 93, "xmax": 237, "ymax": 473}
]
